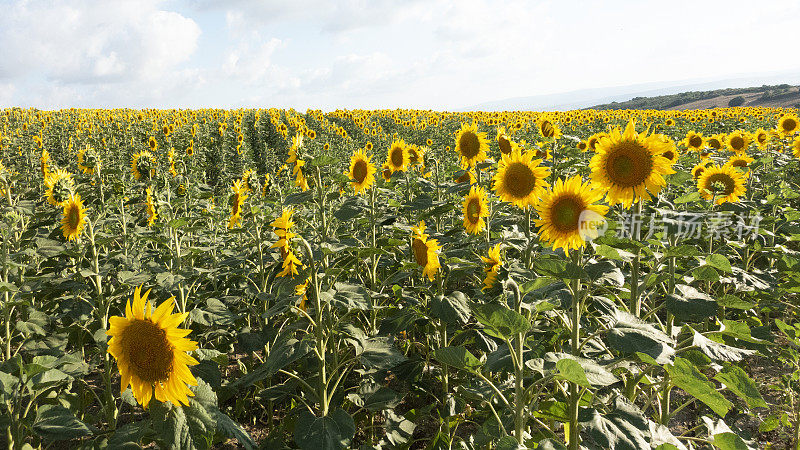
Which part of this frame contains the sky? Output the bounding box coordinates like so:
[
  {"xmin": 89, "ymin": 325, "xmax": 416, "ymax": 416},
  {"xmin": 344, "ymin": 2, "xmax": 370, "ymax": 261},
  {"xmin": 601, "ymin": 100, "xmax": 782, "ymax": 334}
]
[{"xmin": 1, "ymin": 0, "xmax": 799, "ymax": 110}]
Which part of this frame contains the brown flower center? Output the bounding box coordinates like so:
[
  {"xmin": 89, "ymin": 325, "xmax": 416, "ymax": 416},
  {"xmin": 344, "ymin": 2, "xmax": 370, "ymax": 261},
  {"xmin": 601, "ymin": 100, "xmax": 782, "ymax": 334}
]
[
  {"xmin": 706, "ymin": 173, "xmax": 735, "ymax": 196},
  {"xmin": 459, "ymin": 131, "xmax": 480, "ymax": 159},
  {"xmin": 466, "ymin": 198, "xmax": 481, "ymax": 224},
  {"xmin": 353, "ymin": 160, "xmax": 368, "ymax": 183},
  {"xmin": 550, "ymin": 195, "xmax": 583, "ymax": 232},
  {"xmin": 122, "ymin": 319, "xmax": 174, "ymax": 383},
  {"xmin": 604, "ymin": 142, "xmax": 653, "ymax": 188},
  {"xmin": 503, "ymin": 162, "xmax": 536, "ymax": 199},
  {"xmin": 412, "ymin": 238, "xmax": 428, "ymax": 267}
]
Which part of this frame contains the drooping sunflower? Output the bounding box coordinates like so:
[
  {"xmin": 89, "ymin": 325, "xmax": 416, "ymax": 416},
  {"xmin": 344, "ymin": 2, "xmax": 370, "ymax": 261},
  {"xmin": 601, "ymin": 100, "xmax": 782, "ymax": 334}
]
[
  {"xmin": 278, "ymin": 249, "xmax": 302, "ymax": 278},
  {"xmin": 683, "ymin": 131, "xmax": 705, "ymax": 151},
  {"xmin": 778, "ymin": 114, "xmax": 799, "ymax": 136},
  {"xmin": 481, "ymin": 243, "xmax": 502, "ymax": 292},
  {"xmin": 411, "ymin": 221, "xmax": 441, "ymax": 281},
  {"xmin": 270, "ymin": 208, "xmax": 296, "ymax": 259},
  {"xmin": 78, "ymin": 147, "xmax": 99, "ymax": 175},
  {"xmin": 44, "ymin": 169, "xmax": 75, "ymax": 206},
  {"xmin": 462, "ymin": 186, "xmax": 489, "ymax": 235},
  {"xmin": 145, "ymin": 187, "xmax": 158, "ymax": 227},
  {"xmin": 727, "ymin": 152, "xmax": 755, "ymax": 169},
  {"xmin": 534, "ymin": 175, "xmax": 608, "ymax": 253},
  {"xmin": 497, "ymin": 126, "xmax": 513, "ymax": 155},
  {"xmin": 725, "ymin": 130, "xmax": 751, "ymax": 153},
  {"xmin": 106, "ymin": 286, "xmax": 199, "ymax": 409},
  {"xmin": 40, "ymin": 149, "xmax": 50, "ymax": 178},
  {"xmin": 493, "ymin": 147, "xmax": 551, "ymax": 209},
  {"xmin": 454, "ymin": 123, "xmax": 489, "ymax": 168},
  {"xmin": 537, "ymin": 118, "xmax": 562, "ymax": 139},
  {"xmin": 131, "ymin": 151, "xmax": 155, "ymax": 181},
  {"xmin": 697, "ymin": 164, "xmax": 748, "ymax": 205},
  {"xmin": 61, "ymin": 194, "xmax": 87, "ymax": 241},
  {"xmin": 228, "ymin": 180, "xmax": 247, "ymax": 229},
  {"xmin": 386, "ymin": 139, "xmax": 408, "ymax": 173},
  {"xmin": 347, "ymin": 149, "xmax": 376, "ymax": 194},
  {"xmin": 454, "ymin": 169, "xmax": 476, "ymax": 185},
  {"xmin": 589, "ymin": 119, "xmax": 675, "ymax": 208}
]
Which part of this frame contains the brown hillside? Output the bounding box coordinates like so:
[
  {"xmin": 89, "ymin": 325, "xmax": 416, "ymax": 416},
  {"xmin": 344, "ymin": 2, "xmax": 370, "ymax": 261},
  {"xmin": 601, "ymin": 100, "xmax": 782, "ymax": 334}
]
[{"xmin": 668, "ymin": 86, "xmax": 800, "ymax": 110}]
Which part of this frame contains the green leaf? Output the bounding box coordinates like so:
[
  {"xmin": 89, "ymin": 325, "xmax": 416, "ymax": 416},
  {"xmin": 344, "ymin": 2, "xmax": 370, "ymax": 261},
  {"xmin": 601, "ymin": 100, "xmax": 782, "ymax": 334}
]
[
  {"xmin": 33, "ymin": 404, "xmax": 95, "ymax": 441},
  {"xmin": 542, "ymin": 353, "xmax": 618, "ymax": 387},
  {"xmin": 579, "ymin": 398, "xmax": 650, "ymax": 450},
  {"xmin": 665, "ymin": 358, "xmax": 732, "ymax": 417},
  {"xmin": 706, "ymin": 254, "xmax": 732, "ymax": 273},
  {"xmin": 496, "ymin": 435, "xmax": 527, "ymax": 450},
  {"xmin": 213, "ymin": 409, "xmax": 256, "ymax": 450},
  {"xmin": 430, "ymin": 291, "xmax": 471, "ymax": 325},
  {"xmin": 606, "ymin": 309, "xmax": 674, "ymax": 364},
  {"xmin": 555, "ymin": 359, "xmax": 590, "ymax": 388},
  {"xmin": 692, "ymin": 265, "xmax": 719, "ymax": 282},
  {"xmin": 674, "ymin": 191, "xmax": 701, "ymax": 204},
  {"xmin": 294, "ymin": 408, "xmax": 355, "ymax": 450},
  {"xmin": 473, "ymin": 303, "xmax": 529, "ymax": 340},
  {"xmin": 220, "ymin": 337, "xmax": 312, "ymax": 400},
  {"xmin": 433, "ymin": 346, "xmax": 482, "ymax": 371},
  {"xmin": 382, "ymin": 410, "xmax": 416, "ymax": 446},
  {"xmin": 713, "ymin": 433, "xmax": 749, "ymax": 450},
  {"xmin": 691, "ymin": 330, "xmax": 755, "ymax": 362},
  {"xmin": 107, "ymin": 421, "xmax": 149, "ymax": 449},
  {"xmin": 714, "ymin": 364, "xmax": 767, "ymax": 409},
  {"xmin": 666, "ymin": 284, "xmax": 717, "ymax": 321}
]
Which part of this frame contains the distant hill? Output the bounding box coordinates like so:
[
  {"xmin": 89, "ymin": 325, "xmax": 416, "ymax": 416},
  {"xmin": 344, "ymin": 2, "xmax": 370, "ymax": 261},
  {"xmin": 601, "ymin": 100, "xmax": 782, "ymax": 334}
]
[{"xmin": 588, "ymin": 84, "xmax": 800, "ymax": 110}]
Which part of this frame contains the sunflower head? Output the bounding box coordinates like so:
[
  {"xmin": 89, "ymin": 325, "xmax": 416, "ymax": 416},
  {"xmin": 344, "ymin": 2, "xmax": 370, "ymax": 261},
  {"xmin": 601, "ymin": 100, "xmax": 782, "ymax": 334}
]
[
  {"xmin": 145, "ymin": 187, "xmax": 158, "ymax": 226},
  {"xmin": 706, "ymin": 135, "xmax": 723, "ymax": 150},
  {"xmin": 754, "ymin": 128, "xmax": 770, "ymax": 147},
  {"xmin": 131, "ymin": 151, "xmax": 155, "ymax": 181},
  {"xmin": 78, "ymin": 147, "xmax": 99, "ymax": 174},
  {"xmin": 589, "ymin": 119, "xmax": 675, "ymax": 208},
  {"xmin": 493, "ymin": 146, "xmax": 551, "ymax": 209},
  {"xmin": 792, "ymin": 135, "xmax": 800, "ymax": 159},
  {"xmin": 683, "ymin": 131, "xmax": 705, "ymax": 151},
  {"xmin": 497, "ymin": 127, "xmax": 513, "ymax": 155},
  {"xmin": 228, "ymin": 180, "xmax": 248, "ymax": 229},
  {"xmin": 44, "ymin": 169, "xmax": 75, "ymax": 206},
  {"xmin": 538, "ymin": 119, "xmax": 561, "ymax": 139},
  {"xmin": 534, "ymin": 175, "xmax": 608, "ymax": 253},
  {"xmin": 697, "ymin": 164, "xmax": 747, "ymax": 205},
  {"xmin": 455, "ymin": 123, "xmax": 489, "ymax": 168},
  {"xmin": 348, "ymin": 149, "xmax": 376, "ymax": 194},
  {"xmin": 481, "ymin": 243, "xmax": 503, "ymax": 292},
  {"xmin": 411, "ymin": 233, "xmax": 441, "ymax": 281},
  {"xmin": 727, "ymin": 152, "xmax": 754, "ymax": 169},
  {"xmin": 462, "ymin": 185, "xmax": 489, "ymax": 235},
  {"xmin": 106, "ymin": 286, "xmax": 198, "ymax": 409},
  {"xmin": 725, "ymin": 131, "xmax": 751, "ymax": 152},
  {"xmin": 148, "ymin": 136, "xmax": 158, "ymax": 151},
  {"xmin": 386, "ymin": 139, "xmax": 408, "ymax": 173},
  {"xmin": 586, "ymin": 132, "xmax": 608, "ymax": 152},
  {"xmin": 778, "ymin": 114, "xmax": 799, "ymax": 136},
  {"xmin": 242, "ymin": 169, "xmax": 259, "ymax": 193},
  {"xmin": 61, "ymin": 194, "xmax": 87, "ymax": 241}
]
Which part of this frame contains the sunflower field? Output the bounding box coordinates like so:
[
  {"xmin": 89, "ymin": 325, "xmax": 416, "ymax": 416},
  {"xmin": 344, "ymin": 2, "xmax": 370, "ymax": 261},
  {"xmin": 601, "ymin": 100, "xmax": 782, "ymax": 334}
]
[{"xmin": 0, "ymin": 106, "xmax": 799, "ymax": 449}]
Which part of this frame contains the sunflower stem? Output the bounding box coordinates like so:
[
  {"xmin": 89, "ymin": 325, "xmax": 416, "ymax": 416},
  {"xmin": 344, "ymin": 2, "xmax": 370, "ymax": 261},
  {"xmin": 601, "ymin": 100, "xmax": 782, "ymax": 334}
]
[
  {"xmin": 567, "ymin": 248, "xmax": 583, "ymax": 450},
  {"xmin": 524, "ymin": 207, "xmax": 532, "ymax": 269},
  {"xmin": 300, "ymin": 238, "xmax": 328, "ymax": 416},
  {"xmin": 629, "ymin": 201, "xmax": 643, "ymax": 317},
  {"xmin": 508, "ymin": 279, "xmax": 527, "ymax": 444}
]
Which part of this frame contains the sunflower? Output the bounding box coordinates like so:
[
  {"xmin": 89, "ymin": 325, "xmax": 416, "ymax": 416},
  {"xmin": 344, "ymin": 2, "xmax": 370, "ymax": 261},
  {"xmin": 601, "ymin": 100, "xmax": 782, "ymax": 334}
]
[
  {"xmin": 725, "ymin": 131, "xmax": 751, "ymax": 153},
  {"xmin": 692, "ymin": 161, "xmax": 712, "ymax": 179},
  {"xmin": 586, "ymin": 132, "xmax": 608, "ymax": 152},
  {"xmin": 683, "ymin": 131, "xmax": 705, "ymax": 151},
  {"xmin": 454, "ymin": 170, "xmax": 476, "ymax": 185},
  {"xmin": 589, "ymin": 119, "xmax": 675, "ymax": 208},
  {"xmin": 497, "ymin": 126, "xmax": 513, "ymax": 155},
  {"xmin": 665, "ymin": 118, "xmax": 675, "ymax": 126},
  {"xmin": 793, "ymin": 135, "xmax": 800, "ymax": 159},
  {"xmin": 661, "ymin": 145, "xmax": 680, "ymax": 165},
  {"xmin": 44, "ymin": 169, "xmax": 75, "ymax": 206},
  {"xmin": 462, "ymin": 186, "xmax": 489, "ymax": 235},
  {"xmin": 537, "ymin": 118, "xmax": 562, "ymax": 139},
  {"xmin": 481, "ymin": 243, "xmax": 502, "ymax": 292},
  {"xmin": 295, "ymin": 277, "xmax": 310, "ymax": 312},
  {"xmin": 61, "ymin": 194, "xmax": 87, "ymax": 241},
  {"xmin": 148, "ymin": 136, "xmax": 158, "ymax": 151},
  {"xmin": 168, "ymin": 148, "xmax": 177, "ymax": 177},
  {"xmin": 131, "ymin": 151, "xmax": 155, "ymax": 181},
  {"xmin": 411, "ymin": 221, "xmax": 441, "ymax": 281},
  {"xmin": 278, "ymin": 249, "xmax": 302, "ymax": 278},
  {"xmin": 241, "ymin": 169, "xmax": 259, "ymax": 193},
  {"xmin": 727, "ymin": 152, "xmax": 754, "ymax": 169},
  {"xmin": 40, "ymin": 149, "xmax": 50, "ymax": 178},
  {"xmin": 706, "ymin": 134, "xmax": 724, "ymax": 150},
  {"xmin": 228, "ymin": 180, "xmax": 247, "ymax": 229},
  {"xmin": 271, "ymin": 208, "xmax": 296, "ymax": 259},
  {"xmin": 78, "ymin": 147, "xmax": 99, "ymax": 175},
  {"xmin": 348, "ymin": 149, "xmax": 376, "ymax": 194},
  {"xmin": 493, "ymin": 147, "xmax": 551, "ymax": 209},
  {"xmin": 386, "ymin": 139, "xmax": 408, "ymax": 173},
  {"xmin": 697, "ymin": 164, "xmax": 747, "ymax": 205},
  {"xmin": 778, "ymin": 114, "xmax": 799, "ymax": 136},
  {"xmin": 380, "ymin": 163, "xmax": 392, "ymax": 182},
  {"xmin": 145, "ymin": 187, "xmax": 158, "ymax": 227},
  {"xmin": 576, "ymin": 141, "xmax": 588, "ymax": 152},
  {"xmin": 454, "ymin": 123, "xmax": 489, "ymax": 168},
  {"xmin": 753, "ymin": 128, "xmax": 770, "ymax": 147},
  {"xmin": 106, "ymin": 286, "xmax": 198, "ymax": 409},
  {"xmin": 407, "ymin": 145, "xmax": 426, "ymax": 168},
  {"xmin": 534, "ymin": 175, "xmax": 608, "ymax": 253}
]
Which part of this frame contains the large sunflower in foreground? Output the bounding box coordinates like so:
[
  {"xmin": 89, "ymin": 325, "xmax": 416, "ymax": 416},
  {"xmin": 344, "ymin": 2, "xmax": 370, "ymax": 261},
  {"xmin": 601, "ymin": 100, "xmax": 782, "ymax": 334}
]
[
  {"xmin": 348, "ymin": 149, "xmax": 376, "ymax": 194},
  {"xmin": 778, "ymin": 114, "xmax": 799, "ymax": 136},
  {"xmin": 44, "ymin": 168, "xmax": 75, "ymax": 206},
  {"xmin": 411, "ymin": 221, "xmax": 441, "ymax": 281},
  {"xmin": 106, "ymin": 286, "xmax": 198, "ymax": 409},
  {"xmin": 61, "ymin": 194, "xmax": 87, "ymax": 241},
  {"xmin": 697, "ymin": 164, "xmax": 747, "ymax": 205},
  {"xmin": 455, "ymin": 123, "xmax": 489, "ymax": 168},
  {"xmin": 589, "ymin": 119, "xmax": 675, "ymax": 208},
  {"xmin": 534, "ymin": 175, "xmax": 608, "ymax": 253},
  {"xmin": 481, "ymin": 243, "xmax": 502, "ymax": 292},
  {"xmin": 493, "ymin": 147, "xmax": 551, "ymax": 209},
  {"xmin": 386, "ymin": 140, "xmax": 408, "ymax": 173},
  {"xmin": 462, "ymin": 185, "xmax": 489, "ymax": 235}
]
